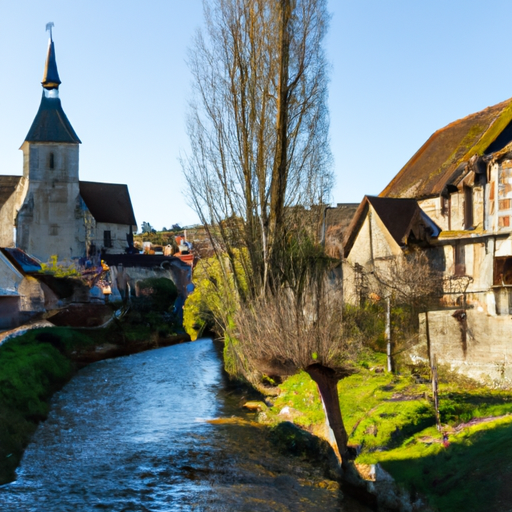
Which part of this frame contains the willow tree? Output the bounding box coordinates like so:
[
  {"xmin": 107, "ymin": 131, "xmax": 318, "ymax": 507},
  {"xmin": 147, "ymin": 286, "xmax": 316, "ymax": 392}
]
[{"xmin": 182, "ymin": 0, "xmax": 332, "ymax": 297}]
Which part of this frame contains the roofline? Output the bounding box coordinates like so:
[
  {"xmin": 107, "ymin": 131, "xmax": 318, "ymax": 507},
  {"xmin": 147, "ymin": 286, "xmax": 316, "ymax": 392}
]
[
  {"xmin": 380, "ymin": 97, "xmax": 512, "ymax": 198},
  {"xmin": 343, "ymin": 196, "xmax": 370, "ymax": 258}
]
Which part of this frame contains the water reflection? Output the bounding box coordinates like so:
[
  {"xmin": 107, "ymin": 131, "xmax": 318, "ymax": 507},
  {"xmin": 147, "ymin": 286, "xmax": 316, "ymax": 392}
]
[{"xmin": 0, "ymin": 339, "xmax": 369, "ymax": 511}]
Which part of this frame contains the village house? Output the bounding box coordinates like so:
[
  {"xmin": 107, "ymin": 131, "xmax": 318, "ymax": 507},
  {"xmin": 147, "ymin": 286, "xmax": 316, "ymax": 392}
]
[
  {"xmin": 0, "ymin": 30, "xmax": 137, "ymax": 264},
  {"xmin": 344, "ymin": 97, "xmax": 512, "ymax": 382},
  {"xmin": 0, "ymin": 248, "xmax": 45, "ymax": 329}
]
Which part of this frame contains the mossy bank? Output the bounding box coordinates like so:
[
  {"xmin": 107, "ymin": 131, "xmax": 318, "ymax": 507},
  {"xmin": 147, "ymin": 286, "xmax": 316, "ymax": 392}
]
[{"xmin": 255, "ymin": 355, "xmax": 512, "ymax": 511}]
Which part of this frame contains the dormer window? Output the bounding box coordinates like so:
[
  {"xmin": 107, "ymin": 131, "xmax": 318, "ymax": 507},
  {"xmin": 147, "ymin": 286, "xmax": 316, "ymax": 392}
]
[{"xmin": 49, "ymin": 152, "xmax": 55, "ymax": 169}]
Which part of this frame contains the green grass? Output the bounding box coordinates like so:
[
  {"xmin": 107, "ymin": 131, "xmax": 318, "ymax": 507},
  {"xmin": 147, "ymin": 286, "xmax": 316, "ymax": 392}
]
[
  {"xmin": 265, "ymin": 362, "xmax": 512, "ymax": 511},
  {"xmin": 359, "ymin": 417, "xmax": 512, "ymax": 512}
]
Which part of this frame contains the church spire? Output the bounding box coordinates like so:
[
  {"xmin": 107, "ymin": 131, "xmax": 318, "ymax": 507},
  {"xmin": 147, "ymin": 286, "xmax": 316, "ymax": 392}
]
[{"xmin": 41, "ymin": 22, "xmax": 61, "ymax": 90}]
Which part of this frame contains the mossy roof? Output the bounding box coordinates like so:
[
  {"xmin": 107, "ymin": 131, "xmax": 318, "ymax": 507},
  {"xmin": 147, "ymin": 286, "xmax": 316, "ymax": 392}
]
[{"xmin": 381, "ymin": 97, "xmax": 512, "ymax": 199}]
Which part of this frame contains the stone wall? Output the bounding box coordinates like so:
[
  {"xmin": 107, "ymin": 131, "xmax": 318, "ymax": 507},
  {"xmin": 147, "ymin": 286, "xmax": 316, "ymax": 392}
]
[
  {"xmin": 417, "ymin": 309, "xmax": 512, "ymax": 384},
  {"xmin": 92, "ymin": 221, "xmax": 131, "ymax": 255},
  {"xmin": 0, "ymin": 177, "xmax": 27, "ymax": 248},
  {"xmin": 17, "ymin": 143, "xmax": 85, "ymax": 262}
]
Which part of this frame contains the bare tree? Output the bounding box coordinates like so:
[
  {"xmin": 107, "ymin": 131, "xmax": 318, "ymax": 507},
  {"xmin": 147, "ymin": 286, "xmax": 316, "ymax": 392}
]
[
  {"xmin": 371, "ymin": 251, "xmax": 445, "ymax": 371},
  {"xmin": 232, "ymin": 260, "xmax": 359, "ymax": 467},
  {"xmin": 373, "ymin": 251, "xmax": 444, "ymax": 313},
  {"xmin": 181, "ymin": 0, "xmax": 333, "ymax": 298}
]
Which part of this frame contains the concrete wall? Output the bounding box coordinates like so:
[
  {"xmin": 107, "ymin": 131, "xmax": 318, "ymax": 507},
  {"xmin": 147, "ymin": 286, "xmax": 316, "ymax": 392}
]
[
  {"xmin": 347, "ymin": 207, "xmax": 401, "ymax": 267},
  {"xmin": 418, "ymin": 309, "xmax": 512, "ymax": 384},
  {"xmin": 0, "ymin": 297, "xmax": 20, "ymax": 329},
  {"xmin": 344, "ymin": 206, "xmax": 403, "ymax": 303},
  {"xmin": 0, "ymin": 252, "xmax": 23, "ymax": 293}
]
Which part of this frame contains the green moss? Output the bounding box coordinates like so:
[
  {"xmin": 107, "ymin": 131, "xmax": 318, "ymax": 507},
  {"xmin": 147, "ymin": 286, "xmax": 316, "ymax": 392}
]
[
  {"xmin": 360, "ymin": 417, "xmax": 512, "ymax": 512},
  {"xmin": 264, "ymin": 359, "xmax": 512, "ymax": 511},
  {"xmin": 271, "ymin": 372, "xmax": 326, "ymax": 427},
  {"xmin": 0, "ymin": 340, "xmax": 71, "ymax": 419},
  {"xmin": 473, "ymin": 103, "xmax": 512, "ymax": 156}
]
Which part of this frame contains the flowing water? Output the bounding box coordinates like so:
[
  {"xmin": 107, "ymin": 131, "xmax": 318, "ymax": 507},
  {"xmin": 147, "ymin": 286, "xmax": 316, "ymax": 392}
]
[{"xmin": 0, "ymin": 338, "xmax": 370, "ymax": 511}]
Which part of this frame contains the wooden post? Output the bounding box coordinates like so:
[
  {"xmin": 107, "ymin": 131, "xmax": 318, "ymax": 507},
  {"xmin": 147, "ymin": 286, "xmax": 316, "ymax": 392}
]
[
  {"xmin": 432, "ymin": 353, "xmax": 441, "ymax": 430},
  {"xmin": 425, "ymin": 310, "xmax": 432, "ymax": 367},
  {"xmin": 386, "ymin": 296, "xmax": 392, "ymax": 373}
]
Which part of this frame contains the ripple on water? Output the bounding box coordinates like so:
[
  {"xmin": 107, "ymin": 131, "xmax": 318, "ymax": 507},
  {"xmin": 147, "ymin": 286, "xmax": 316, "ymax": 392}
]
[{"xmin": 0, "ymin": 339, "xmax": 370, "ymax": 511}]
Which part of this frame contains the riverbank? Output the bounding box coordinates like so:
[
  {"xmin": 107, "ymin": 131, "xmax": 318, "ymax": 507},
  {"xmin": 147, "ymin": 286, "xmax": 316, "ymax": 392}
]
[
  {"xmin": 0, "ymin": 321, "xmax": 189, "ymax": 485},
  {"xmin": 252, "ymin": 355, "xmax": 512, "ymax": 511},
  {"xmin": 4, "ymin": 323, "xmax": 512, "ymax": 510}
]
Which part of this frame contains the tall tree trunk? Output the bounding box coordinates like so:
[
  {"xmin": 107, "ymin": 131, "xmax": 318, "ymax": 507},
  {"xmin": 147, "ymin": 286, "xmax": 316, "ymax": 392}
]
[
  {"xmin": 306, "ymin": 363, "xmax": 350, "ymax": 468},
  {"xmin": 269, "ymin": 0, "xmax": 291, "ymax": 245}
]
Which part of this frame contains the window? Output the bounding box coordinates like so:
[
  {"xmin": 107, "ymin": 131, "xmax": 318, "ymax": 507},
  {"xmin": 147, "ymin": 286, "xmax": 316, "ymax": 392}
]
[
  {"xmin": 49, "ymin": 152, "xmax": 55, "ymax": 169},
  {"xmin": 454, "ymin": 245, "xmax": 466, "ymax": 276},
  {"xmin": 103, "ymin": 230, "xmax": 112, "ymax": 248},
  {"xmin": 49, "ymin": 224, "xmax": 58, "ymax": 236}
]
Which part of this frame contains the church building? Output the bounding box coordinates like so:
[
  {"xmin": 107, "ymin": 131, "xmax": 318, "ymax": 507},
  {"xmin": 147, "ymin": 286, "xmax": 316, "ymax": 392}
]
[{"xmin": 0, "ymin": 28, "xmax": 136, "ymax": 263}]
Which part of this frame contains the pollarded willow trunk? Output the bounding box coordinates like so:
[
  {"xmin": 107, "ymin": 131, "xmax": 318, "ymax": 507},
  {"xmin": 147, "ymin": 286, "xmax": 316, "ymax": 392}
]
[{"xmin": 305, "ymin": 364, "xmax": 350, "ymax": 468}]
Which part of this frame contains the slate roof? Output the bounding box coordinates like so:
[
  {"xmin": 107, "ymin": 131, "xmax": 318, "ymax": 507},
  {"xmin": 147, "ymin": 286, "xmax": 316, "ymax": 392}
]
[
  {"xmin": 381, "ymin": 98, "xmax": 512, "ymax": 199},
  {"xmin": 41, "ymin": 38, "xmax": 61, "ymax": 90},
  {"xmin": 24, "ymin": 93, "xmax": 81, "ymax": 144},
  {"xmin": 343, "ymin": 196, "xmax": 440, "ymax": 258},
  {"xmin": 1, "ymin": 248, "xmax": 41, "ymax": 273},
  {"xmin": 0, "ymin": 176, "xmax": 22, "ymax": 208},
  {"xmin": 79, "ymin": 181, "xmax": 137, "ymax": 226}
]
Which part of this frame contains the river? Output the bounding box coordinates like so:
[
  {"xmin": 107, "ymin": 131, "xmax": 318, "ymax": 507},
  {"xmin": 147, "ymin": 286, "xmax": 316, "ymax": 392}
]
[{"xmin": 0, "ymin": 338, "xmax": 370, "ymax": 511}]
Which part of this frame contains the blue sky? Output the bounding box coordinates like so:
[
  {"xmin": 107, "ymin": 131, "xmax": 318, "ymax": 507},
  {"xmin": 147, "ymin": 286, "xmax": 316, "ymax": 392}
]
[{"xmin": 2, "ymin": 1, "xmax": 512, "ymax": 231}]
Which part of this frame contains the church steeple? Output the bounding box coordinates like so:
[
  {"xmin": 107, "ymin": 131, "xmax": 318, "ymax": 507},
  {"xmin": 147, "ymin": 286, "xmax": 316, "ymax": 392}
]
[
  {"xmin": 23, "ymin": 23, "xmax": 80, "ymax": 144},
  {"xmin": 41, "ymin": 22, "xmax": 61, "ymax": 90}
]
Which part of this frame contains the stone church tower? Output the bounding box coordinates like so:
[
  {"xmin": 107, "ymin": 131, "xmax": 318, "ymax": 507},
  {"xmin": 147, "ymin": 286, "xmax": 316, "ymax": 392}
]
[{"xmin": 17, "ymin": 30, "xmax": 85, "ymax": 261}]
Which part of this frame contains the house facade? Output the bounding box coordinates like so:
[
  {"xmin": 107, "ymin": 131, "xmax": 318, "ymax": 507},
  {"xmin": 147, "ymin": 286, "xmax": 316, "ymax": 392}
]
[
  {"xmin": 345, "ymin": 98, "xmax": 512, "ymax": 382},
  {"xmin": 380, "ymin": 98, "xmax": 512, "ymax": 317}
]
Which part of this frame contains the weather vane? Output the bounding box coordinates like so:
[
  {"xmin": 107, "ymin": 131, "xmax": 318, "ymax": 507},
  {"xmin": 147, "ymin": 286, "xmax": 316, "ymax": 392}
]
[{"xmin": 45, "ymin": 22, "xmax": 54, "ymax": 40}]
